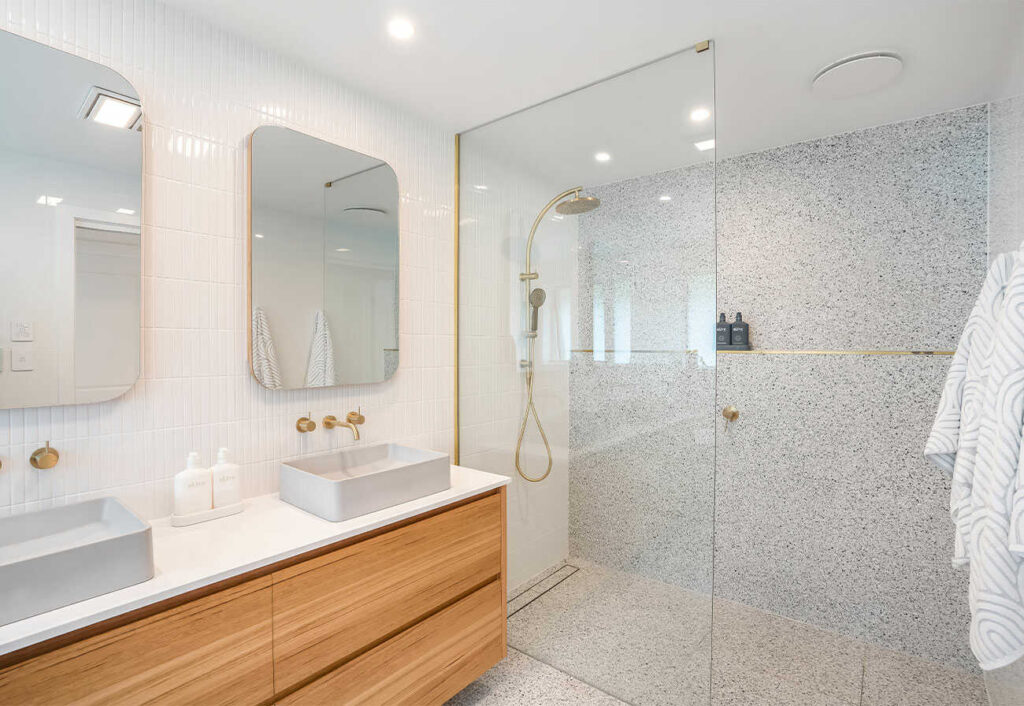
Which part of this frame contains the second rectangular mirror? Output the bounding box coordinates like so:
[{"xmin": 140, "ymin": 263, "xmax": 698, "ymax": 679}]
[{"xmin": 249, "ymin": 127, "xmax": 400, "ymax": 389}]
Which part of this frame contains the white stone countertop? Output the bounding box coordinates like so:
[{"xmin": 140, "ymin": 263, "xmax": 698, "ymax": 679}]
[{"xmin": 0, "ymin": 465, "xmax": 508, "ymax": 657}]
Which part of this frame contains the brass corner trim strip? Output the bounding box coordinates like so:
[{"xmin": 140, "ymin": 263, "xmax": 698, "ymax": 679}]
[
  {"xmin": 453, "ymin": 133, "xmax": 461, "ymax": 465},
  {"xmin": 696, "ymin": 39, "xmax": 711, "ymax": 53}
]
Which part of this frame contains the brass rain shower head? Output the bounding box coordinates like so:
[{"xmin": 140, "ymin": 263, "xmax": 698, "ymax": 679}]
[{"xmin": 555, "ymin": 195, "xmax": 601, "ymax": 215}]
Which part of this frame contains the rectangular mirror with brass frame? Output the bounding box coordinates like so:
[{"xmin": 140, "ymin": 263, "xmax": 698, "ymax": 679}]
[
  {"xmin": 248, "ymin": 127, "xmax": 400, "ymax": 389},
  {"xmin": 0, "ymin": 30, "xmax": 143, "ymax": 410}
]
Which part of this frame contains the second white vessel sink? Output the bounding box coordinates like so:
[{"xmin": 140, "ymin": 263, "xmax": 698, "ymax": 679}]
[
  {"xmin": 280, "ymin": 443, "xmax": 451, "ymax": 521},
  {"xmin": 0, "ymin": 497, "xmax": 154, "ymax": 627}
]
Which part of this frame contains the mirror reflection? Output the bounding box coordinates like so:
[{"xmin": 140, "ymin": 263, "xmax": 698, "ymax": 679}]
[
  {"xmin": 0, "ymin": 31, "xmax": 142, "ymax": 410},
  {"xmin": 249, "ymin": 127, "xmax": 399, "ymax": 389}
]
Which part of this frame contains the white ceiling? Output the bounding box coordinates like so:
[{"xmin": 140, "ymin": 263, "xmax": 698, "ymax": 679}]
[
  {"xmin": 0, "ymin": 29, "xmax": 141, "ymax": 174},
  {"xmin": 163, "ymin": 0, "xmax": 1024, "ymax": 159}
]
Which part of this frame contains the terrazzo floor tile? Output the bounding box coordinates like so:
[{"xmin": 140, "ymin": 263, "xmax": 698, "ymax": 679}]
[
  {"xmin": 985, "ymin": 656, "xmax": 1024, "ymax": 705},
  {"xmin": 507, "ymin": 560, "xmax": 713, "ymax": 705},
  {"xmin": 860, "ymin": 643, "xmax": 987, "ymax": 706},
  {"xmin": 711, "ymin": 596, "xmax": 866, "ymax": 704},
  {"xmin": 710, "ymin": 659, "xmax": 858, "ymax": 706},
  {"xmin": 445, "ymin": 648, "xmax": 625, "ymax": 705}
]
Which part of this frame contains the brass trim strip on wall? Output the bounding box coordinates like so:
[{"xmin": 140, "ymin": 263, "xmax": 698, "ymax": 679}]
[
  {"xmin": 570, "ymin": 348, "xmax": 955, "ymax": 356},
  {"xmin": 453, "ymin": 133, "xmax": 461, "ymax": 465},
  {"xmin": 716, "ymin": 349, "xmax": 955, "ymax": 356},
  {"xmin": 570, "ymin": 349, "xmax": 699, "ymax": 354}
]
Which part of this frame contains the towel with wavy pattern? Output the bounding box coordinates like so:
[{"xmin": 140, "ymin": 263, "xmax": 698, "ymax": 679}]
[
  {"xmin": 927, "ymin": 250, "xmax": 1024, "ymax": 670},
  {"xmin": 304, "ymin": 310, "xmax": 336, "ymax": 387},
  {"xmin": 251, "ymin": 306, "xmax": 282, "ymax": 390}
]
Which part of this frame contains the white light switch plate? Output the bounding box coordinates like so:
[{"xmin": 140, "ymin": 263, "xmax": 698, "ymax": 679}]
[
  {"xmin": 10, "ymin": 322, "xmax": 33, "ymax": 342},
  {"xmin": 11, "ymin": 344, "xmax": 33, "ymax": 371}
]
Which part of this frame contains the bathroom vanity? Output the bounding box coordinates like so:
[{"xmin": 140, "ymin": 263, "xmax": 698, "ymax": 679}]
[{"xmin": 0, "ymin": 466, "xmax": 508, "ymax": 705}]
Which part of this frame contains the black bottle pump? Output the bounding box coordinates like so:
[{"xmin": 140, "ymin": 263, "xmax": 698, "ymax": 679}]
[
  {"xmin": 731, "ymin": 312, "xmax": 749, "ymax": 346},
  {"xmin": 716, "ymin": 313, "xmax": 732, "ymax": 347}
]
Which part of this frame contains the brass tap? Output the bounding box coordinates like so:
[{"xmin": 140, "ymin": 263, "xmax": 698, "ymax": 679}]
[
  {"xmin": 325, "ymin": 408, "xmax": 364, "ymax": 440},
  {"xmin": 30, "ymin": 442, "xmax": 59, "ymax": 469},
  {"xmin": 296, "ymin": 413, "xmax": 317, "ymax": 433}
]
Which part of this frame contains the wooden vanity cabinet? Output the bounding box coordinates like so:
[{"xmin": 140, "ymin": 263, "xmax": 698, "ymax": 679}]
[
  {"xmin": 0, "ymin": 578, "xmax": 275, "ymax": 706},
  {"xmin": 0, "ymin": 488, "xmax": 507, "ymax": 706}
]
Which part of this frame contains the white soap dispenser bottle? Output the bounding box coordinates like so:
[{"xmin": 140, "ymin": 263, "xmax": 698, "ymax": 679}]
[
  {"xmin": 174, "ymin": 451, "xmax": 212, "ymax": 516},
  {"xmin": 211, "ymin": 447, "xmax": 241, "ymax": 508}
]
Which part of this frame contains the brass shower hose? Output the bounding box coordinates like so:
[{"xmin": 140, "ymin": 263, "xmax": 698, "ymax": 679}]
[{"xmin": 514, "ymin": 336, "xmax": 553, "ymax": 482}]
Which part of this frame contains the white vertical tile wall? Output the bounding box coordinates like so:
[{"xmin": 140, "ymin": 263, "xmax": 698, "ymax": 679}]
[
  {"xmin": 0, "ymin": 0, "xmax": 454, "ymax": 520},
  {"xmin": 458, "ymin": 139, "xmax": 577, "ymax": 592}
]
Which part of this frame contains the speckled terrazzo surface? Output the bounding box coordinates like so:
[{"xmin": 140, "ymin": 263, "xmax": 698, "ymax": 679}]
[
  {"xmin": 717, "ymin": 106, "xmax": 988, "ymax": 351},
  {"xmin": 989, "ymin": 94, "xmax": 1024, "ymax": 261},
  {"xmin": 569, "ymin": 353, "xmax": 715, "ymax": 592},
  {"xmin": 715, "ymin": 352, "xmax": 974, "ymax": 670},
  {"xmin": 455, "ymin": 560, "xmax": 986, "ymax": 706},
  {"xmin": 569, "ymin": 162, "xmax": 716, "ymax": 594},
  {"xmin": 445, "ymin": 648, "xmax": 625, "ymax": 705},
  {"xmin": 563, "ymin": 107, "xmax": 987, "ymax": 679}
]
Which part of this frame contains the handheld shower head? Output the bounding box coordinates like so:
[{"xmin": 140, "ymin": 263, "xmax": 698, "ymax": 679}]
[{"xmin": 529, "ymin": 287, "xmax": 546, "ymax": 333}]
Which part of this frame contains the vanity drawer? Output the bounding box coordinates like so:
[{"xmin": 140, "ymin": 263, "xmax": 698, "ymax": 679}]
[
  {"xmin": 0, "ymin": 577, "xmax": 274, "ymax": 706},
  {"xmin": 271, "ymin": 493, "xmax": 502, "ymax": 691},
  {"xmin": 279, "ymin": 579, "xmax": 504, "ymax": 705}
]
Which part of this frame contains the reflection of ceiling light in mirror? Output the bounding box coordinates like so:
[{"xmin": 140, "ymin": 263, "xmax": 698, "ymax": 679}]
[
  {"xmin": 36, "ymin": 195, "xmax": 63, "ymax": 206},
  {"xmin": 594, "ymin": 152, "xmax": 611, "ymax": 162},
  {"xmin": 552, "ymin": 214, "xmax": 564, "ymax": 221},
  {"xmin": 80, "ymin": 88, "xmax": 142, "ymax": 130},
  {"xmin": 335, "ymin": 248, "xmax": 350, "ymax": 252},
  {"xmin": 116, "ymin": 208, "xmax": 136, "ymax": 215},
  {"xmin": 388, "ymin": 17, "xmax": 415, "ymax": 40},
  {"xmin": 254, "ymin": 233, "xmax": 265, "ymax": 239},
  {"xmin": 690, "ymin": 107, "xmax": 711, "ymax": 122},
  {"xmin": 694, "ymin": 139, "xmax": 715, "ymax": 151},
  {"xmin": 659, "ymin": 195, "xmax": 672, "ymax": 202},
  {"xmin": 473, "ymin": 184, "xmax": 488, "ymax": 191},
  {"xmin": 459, "ymin": 217, "xmax": 478, "ymax": 225}
]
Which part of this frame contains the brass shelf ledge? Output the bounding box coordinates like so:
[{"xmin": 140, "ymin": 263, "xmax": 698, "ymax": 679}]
[{"xmin": 716, "ymin": 349, "xmax": 954, "ymax": 356}]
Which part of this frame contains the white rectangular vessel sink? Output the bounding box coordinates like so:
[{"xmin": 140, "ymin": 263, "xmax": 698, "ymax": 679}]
[
  {"xmin": 280, "ymin": 443, "xmax": 451, "ymax": 522},
  {"xmin": 0, "ymin": 497, "xmax": 154, "ymax": 627}
]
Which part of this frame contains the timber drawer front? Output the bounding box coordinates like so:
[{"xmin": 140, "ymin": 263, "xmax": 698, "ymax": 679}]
[
  {"xmin": 0, "ymin": 488, "xmax": 507, "ymax": 706},
  {"xmin": 271, "ymin": 492, "xmax": 502, "ymax": 692},
  {"xmin": 279, "ymin": 581, "xmax": 504, "ymax": 705},
  {"xmin": 0, "ymin": 578, "xmax": 275, "ymax": 706}
]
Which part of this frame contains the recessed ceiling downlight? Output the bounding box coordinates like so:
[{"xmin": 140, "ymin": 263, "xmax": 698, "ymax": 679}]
[
  {"xmin": 812, "ymin": 51, "xmax": 903, "ymax": 99},
  {"xmin": 388, "ymin": 17, "xmax": 415, "ymax": 41}
]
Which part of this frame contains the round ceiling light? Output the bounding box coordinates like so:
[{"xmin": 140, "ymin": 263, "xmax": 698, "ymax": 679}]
[
  {"xmin": 812, "ymin": 51, "xmax": 903, "ymax": 99},
  {"xmin": 388, "ymin": 17, "xmax": 415, "ymax": 41}
]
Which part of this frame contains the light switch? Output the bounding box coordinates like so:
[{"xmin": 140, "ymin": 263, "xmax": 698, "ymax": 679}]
[
  {"xmin": 10, "ymin": 321, "xmax": 33, "ymax": 342},
  {"xmin": 11, "ymin": 344, "xmax": 33, "ymax": 371}
]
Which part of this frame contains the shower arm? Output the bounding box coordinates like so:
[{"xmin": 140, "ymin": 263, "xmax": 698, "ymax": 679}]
[{"xmin": 521, "ymin": 186, "xmax": 582, "ymax": 280}]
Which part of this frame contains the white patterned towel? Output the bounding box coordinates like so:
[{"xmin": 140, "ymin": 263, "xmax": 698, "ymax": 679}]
[
  {"xmin": 251, "ymin": 306, "xmax": 282, "ymax": 390},
  {"xmin": 926, "ymin": 253, "xmax": 1016, "ymax": 565},
  {"xmin": 304, "ymin": 310, "xmax": 336, "ymax": 387},
  {"xmin": 927, "ymin": 249, "xmax": 1024, "ymax": 670}
]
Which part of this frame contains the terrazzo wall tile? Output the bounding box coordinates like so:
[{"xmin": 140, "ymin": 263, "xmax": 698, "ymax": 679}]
[
  {"xmin": 569, "ymin": 165, "xmax": 716, "ymax": 592},
  {"xmin": 0, "ymin": 0, "xmax": 454, "ymax": 520},
  {"xmin": 989, "ymin": 94, "xmax": 1024, "ymax": 261},
  {"xmin": 714, "ymin": 352, "xmax": 974, "ymax": 670},
  {"xmin": 717, "ymin": 106, "xmax": 988, "ymax": 351}
]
